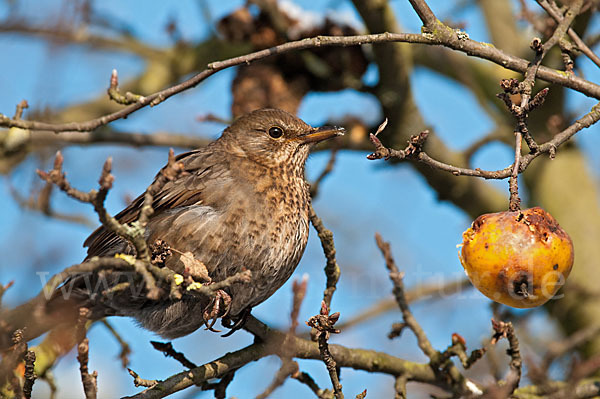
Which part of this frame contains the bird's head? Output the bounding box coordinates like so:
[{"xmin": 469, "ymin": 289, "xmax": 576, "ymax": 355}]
[{"xmin": 222, "ymin": 108, "xmax": 344, "ymax": 169}]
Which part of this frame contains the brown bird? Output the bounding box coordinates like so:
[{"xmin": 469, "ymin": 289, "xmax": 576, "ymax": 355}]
[{"xmin": 1, "ymin": 108, "xmax": 343, "ymax": 344}]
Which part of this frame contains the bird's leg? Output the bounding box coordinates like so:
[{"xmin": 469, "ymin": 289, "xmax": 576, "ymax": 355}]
[{"xmin": 202, "ymin": 289, "xmax": 232, "ymax": 332}]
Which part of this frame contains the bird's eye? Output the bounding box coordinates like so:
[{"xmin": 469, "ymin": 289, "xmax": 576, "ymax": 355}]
[{"xmin": 268, "ymin": 126, "xmax": 284, "ymax": 139}]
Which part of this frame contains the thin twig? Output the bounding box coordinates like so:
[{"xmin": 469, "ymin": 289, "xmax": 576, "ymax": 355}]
[
  {"xmin": 333, "ymin": 278, "xmax": 470, "ymax": 333},
  {"xmin": 0, "ymin": 22, "xmax": 163, "ymax": 59},
  {"xmin": 309, "ymin": 205, "xmax": 340, "ymax": 310},
  {"xmin": 77, "ymin": 338, "xmax": 98, "ymax": 399},
  {"xmin": 509, "ymin": 130, "xmax": 523, "ymax": 211},
  {"xmin": 255, "ymin": 277, "xmax": 310, "ymax": 399},
  {"xmin": 0, "ymin": 281, "xmax": 14, "ymax": 309},
  {"xmin": 150, "ymin": 341, "xmax": 197, "ymax": 369},
  {"xmin": 107, "ymin": 69, "xmax": 145, "ymax": 105},
  {"xmin": 36, "ymin": 150, "xmax": 184, "ymax": 299},
  {"xmin": 374, "ymin": 233, "xmax": 436, "ymax": 359},
  {"xmin": 496, "ymin": 0, "xmax": 582, "ymax": 207},
  {"xmin": 41, "ymin": 371, "xmax": 58, "ymax": 399},
  {"xmin": 374, "ymin": 233, "xmax": 478, "ymax": 395},
  {"xmin": 255, "ymin": 359, "xmax": 298, "ymax": 399},
  {"xmin": 439, "ymin": 333, "xmax": 486, "ymax": 370},
  {"xmin": 540, "ymin": 324, "xmax": 600, "ymax": 374},
  {"xmin": 307, "ymin": 302, "xmax": 343, "ymax": 399},
  {"xmin": 13, "ymin": 100, "xmax": 28, "ymax": 120},
  {"xmin": 22, "ymin": 350, "xmax": 37, "ymax": 399},
  {"xmin": 292, "ymin": 370, "xmax": 327, "ymax": 398},
  {"xmin": 290, "ymin": 275, "xmax": 309, "ymax": 335},
  {"xmin": 213, "ymin": 369, "xmax": 236, "ymax": 399},
  {"xmin": 355, "ymin": 389, "xmax": 367, "ymax": 399},
  {"xmin": 36, "ymin": 152, "xmax": 154, "ymax": 264},
  {"xmin": 569, "ymin": 353, "xmax": 600, "ymax": 384},
  {"xmin": 195, "ymin": 113, "xmax": 231, "ymax": 125},
  {"xmin": 8, "ymin": 180, "xmax": 94, "ymax": 227},
  {"xmin": 495, "ymin": 2, "xmax": 580, "ymax": 214},
  {"xmin": 464, "ymin": 130, "xmax": 506, "ymax": 163},
  {"xmin": 491, "ymin": 319, "xmax": 522, "ymax": 395},
  {"xmin": 310, "ymin": 148, "xmax": 338, "ymax": 197},
  {"xmin": 536, "ymin": 0, "xmax": 600, "ymax": 68},
  {"xmin": 30, "ymin": 127, "xmax": 210, "ymax": 149},
  {"xmin": 128, "ymin": 369, "xmax": 158, "ymax": 388},
  {"xmin": 186, "ymin": 269, "xmax": 252, "ymax": 298},
  {"xmin": 136, "ymin": 148, "xmax": 187, "ymax": 262},
  {"xmin": 521, "ymin": 0, "xmax": 583, "ymax": 105},
  {"xmin": 101, "ymin": 319, "xmax": 131, "ymax": 368}
]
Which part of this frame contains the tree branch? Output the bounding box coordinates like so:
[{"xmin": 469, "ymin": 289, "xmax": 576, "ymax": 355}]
[
  {"xmin": 3, "ymin": 29, "xmax": 600, "ymax": 133},
  {"xmin": 309, "ymin": 205, "xmax": 340, "ymax": 310},
  {"xmin": 367, "ymin": 101, "xmax": 600, "ymax": 179},
  {"xmin": 536, "ymin": 0, "xmax": 600, "ymax": 68}
]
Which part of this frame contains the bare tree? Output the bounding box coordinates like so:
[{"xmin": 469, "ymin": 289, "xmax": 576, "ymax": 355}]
[{"xmin": 1, "ymin": 0, "xmax": 600, "ymax": 398}]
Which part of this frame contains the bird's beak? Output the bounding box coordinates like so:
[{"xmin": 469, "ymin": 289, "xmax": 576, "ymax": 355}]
[{"xmin": 296, "ymin": 126, "xmax": 345, "ymax": 145}]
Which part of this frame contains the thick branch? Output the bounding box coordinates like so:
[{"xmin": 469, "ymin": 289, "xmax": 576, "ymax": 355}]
[{"xmin": 126, "ymin": 316, "xmax": 445, "ymax": 399}]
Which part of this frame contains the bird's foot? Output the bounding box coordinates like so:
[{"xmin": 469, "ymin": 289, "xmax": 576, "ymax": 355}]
[
  {"xmin": 221, "ymin": 306, "xmax": 252, "ymax": 337},
  {"xmin": 202, "ymin": 289, "xmax": 232, "ymax": 332}
]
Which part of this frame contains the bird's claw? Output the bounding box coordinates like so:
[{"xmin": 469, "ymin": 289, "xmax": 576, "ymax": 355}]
[
  {"xmin": 221, "ymin": 306, "xmax": 252, "ymax": 337},
  {"xmin": 202, "ymin": 289, "xmax": 232, "ymax": 332}
]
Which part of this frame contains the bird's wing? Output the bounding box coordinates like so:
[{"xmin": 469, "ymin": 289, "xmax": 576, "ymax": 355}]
[{"xmin": 84, "ymin": 146, "xmax": 227, "ymax": 258}]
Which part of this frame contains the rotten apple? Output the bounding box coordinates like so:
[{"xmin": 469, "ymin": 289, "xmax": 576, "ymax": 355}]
[{"xmin": 459, "ymin": 207, "xmax": 574, "ymax": 308}]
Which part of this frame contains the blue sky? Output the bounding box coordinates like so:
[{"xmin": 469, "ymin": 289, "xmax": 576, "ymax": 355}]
[{"xmin": 1, "ymin": 1, "xmax": 599, "ymax": 398}]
